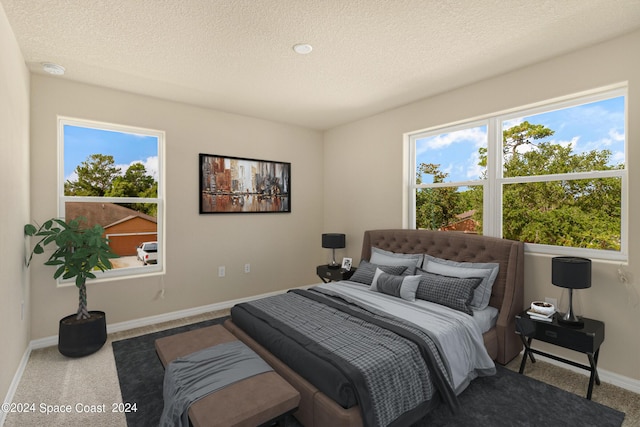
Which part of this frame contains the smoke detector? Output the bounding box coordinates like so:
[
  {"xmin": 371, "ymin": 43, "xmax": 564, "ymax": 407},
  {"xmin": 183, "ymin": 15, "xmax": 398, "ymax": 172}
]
[
  {"xmin": 42, "ymin": 62, "xmax": 65, "ymax": 75},
  {"xmin": 292, "ymin": 44, "xmax": 313, "ymax": 55}
]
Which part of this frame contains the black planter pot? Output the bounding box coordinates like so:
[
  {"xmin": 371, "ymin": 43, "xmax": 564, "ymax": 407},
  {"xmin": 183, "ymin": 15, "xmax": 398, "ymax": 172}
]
[{"xmin": 58, "ymin": 310, "xmax": 107, "ymax": 357}]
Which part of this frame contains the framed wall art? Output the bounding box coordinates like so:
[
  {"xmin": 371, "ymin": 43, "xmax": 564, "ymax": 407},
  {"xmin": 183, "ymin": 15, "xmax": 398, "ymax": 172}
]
[{"xmin": 199, "ymin": 153, "xmax": 291, "ymax": 214}]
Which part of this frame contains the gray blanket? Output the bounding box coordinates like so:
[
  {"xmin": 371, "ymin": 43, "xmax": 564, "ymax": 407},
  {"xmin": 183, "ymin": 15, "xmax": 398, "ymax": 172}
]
[
  {"xmin": 159, "ymin": 341, "xmax": 273, "ymax": 427},
  {"xmin": 242, "ymin": 289, "xmax": 457, "ymax": 427}
]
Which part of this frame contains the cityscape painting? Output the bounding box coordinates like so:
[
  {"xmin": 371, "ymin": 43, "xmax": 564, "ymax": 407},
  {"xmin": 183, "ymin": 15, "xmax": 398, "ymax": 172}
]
[{"xmin": 199, "ymin": 153, "xmax": 291, "ymax": 214}]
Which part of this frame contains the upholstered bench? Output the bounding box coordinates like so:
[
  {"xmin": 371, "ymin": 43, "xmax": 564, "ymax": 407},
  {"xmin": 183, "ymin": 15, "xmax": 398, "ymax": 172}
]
[{"xmin": 155, "ymin": 324, "xmax": 300, "ymax": 427}]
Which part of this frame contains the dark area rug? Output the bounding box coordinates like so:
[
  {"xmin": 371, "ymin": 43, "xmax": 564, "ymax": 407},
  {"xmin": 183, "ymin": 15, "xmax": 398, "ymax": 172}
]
[
  {"xmin": 417, "ymin": 365, "xmax": 624, "ymax": 426},
  {"xmin": 113, "ymin": 318, "xmax": 624, "ymax": 427}
]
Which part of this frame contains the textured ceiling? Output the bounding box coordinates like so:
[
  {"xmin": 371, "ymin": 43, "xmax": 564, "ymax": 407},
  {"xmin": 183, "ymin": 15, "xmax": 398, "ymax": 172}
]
[{"xmin": 3, "ymin": 0, "xmax": 640, "ymax": 130}]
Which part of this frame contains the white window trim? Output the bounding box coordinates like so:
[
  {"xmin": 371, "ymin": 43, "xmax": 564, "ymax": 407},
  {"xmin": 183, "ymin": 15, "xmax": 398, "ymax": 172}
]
[
  {"xmin": 406, "ymin": 84, "xmax": 628, "ymax": 262},
  {"xmin": 57, "ymin": 116, "xmax": 166, "ymax": 285}
]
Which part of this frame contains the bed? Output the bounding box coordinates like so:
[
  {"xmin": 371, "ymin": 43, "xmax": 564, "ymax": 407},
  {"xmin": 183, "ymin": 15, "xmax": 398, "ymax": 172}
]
[{"xmin": 224, "ymin": 229, "xmax": 524, "ymax": 426}]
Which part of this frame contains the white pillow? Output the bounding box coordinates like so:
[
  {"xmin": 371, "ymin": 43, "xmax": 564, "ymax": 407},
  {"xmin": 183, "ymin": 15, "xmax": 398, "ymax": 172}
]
[
  {"xmin": 422, "ymin": 254, "xmax": 499, "ymax": 310},
  {"xmin": 370, "ymin": 247, "xmax": 422, "ymax": 274}
]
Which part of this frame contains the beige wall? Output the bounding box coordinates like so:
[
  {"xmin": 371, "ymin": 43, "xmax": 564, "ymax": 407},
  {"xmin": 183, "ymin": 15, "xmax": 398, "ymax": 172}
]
[
  {"xmin": 324, "ymin": 30, "xmax": 640, "ymax": 383},
  {"xmin": 0, "ymin": 4, "xmax": 30, "ymax": 407},
  {"xmin": 29, "ymin": 75, "xmax": 325, "ymax": 339}
]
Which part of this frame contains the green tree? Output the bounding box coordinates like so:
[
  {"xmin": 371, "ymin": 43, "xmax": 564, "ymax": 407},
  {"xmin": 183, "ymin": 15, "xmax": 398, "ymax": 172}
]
[
  {"xmin": 65, "ymin": 154, "xmax": 120, "ymax": 196},
  {"xmin": 418, "ymin": 121, "xmax": 622, "ymax": 250},
  {"xmin": 501, "ymin": 142, "xmax": 621, "ymax": 249},
  {"xmin": 65, "ymin": 155, "xmax": 158, "ymax": 217},
  {"xmin": 415, "ymin": 163, "xmax": 462, "ymax": 230},
  {"xmin": 105, "ymin": 162, "xmax": 157, "ymax": 216},
  {"xmin": 502, "ymin": 121, "xmax": 554, "ymax": 156},
  {"xmin": 491, "ymin": 122, "xmax": 620, "ymax": 249},
  {"xmin": 105, "ymin": 163, "xmax": 156, "ymax": 198}
]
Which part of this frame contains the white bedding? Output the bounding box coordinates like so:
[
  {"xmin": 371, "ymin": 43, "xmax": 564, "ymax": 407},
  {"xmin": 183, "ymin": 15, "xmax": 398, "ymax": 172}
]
[
  {"xmin": 472, "ymin": 305, "xmax": 499, "ymax": 334},
  {"xmin": 314, "ymin": 280, "xmax": 496, "ymax": 394}
]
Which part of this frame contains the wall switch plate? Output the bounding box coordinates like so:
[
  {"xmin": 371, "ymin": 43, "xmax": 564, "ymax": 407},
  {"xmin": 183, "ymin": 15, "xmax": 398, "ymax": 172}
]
[
  {"xmin": 244, "ymin": 263, "xmax": 250, "ymax": 273},
  {"xmin": 218, "ymin": 266, "xmax": 225, "ymax": 277}
]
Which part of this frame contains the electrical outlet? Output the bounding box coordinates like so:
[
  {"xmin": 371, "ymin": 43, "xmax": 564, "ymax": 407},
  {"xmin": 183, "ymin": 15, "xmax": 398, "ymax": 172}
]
[
  {"xmin": 545, "ymin": 297, "xmax": 557, "ymax": 307},
  {"xmin": 218, "ymin": 266, "xmax": 225, "ymax": 277},
  {"xmin": 244, "ymin": 263, "xmax": 250, "ymax": 273}
]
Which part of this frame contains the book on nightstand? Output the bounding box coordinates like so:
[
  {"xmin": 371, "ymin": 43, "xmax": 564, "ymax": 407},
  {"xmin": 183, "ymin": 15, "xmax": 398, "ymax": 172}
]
[{"xmin": 527, "ymin": 309, "xmax": 556, "ymax": 322}]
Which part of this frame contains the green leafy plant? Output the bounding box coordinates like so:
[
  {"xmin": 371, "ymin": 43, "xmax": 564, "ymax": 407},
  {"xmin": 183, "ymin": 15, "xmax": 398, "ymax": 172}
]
[{"xmin": 24, "ymin": 217, "xmax": 119, "ymax": 320}]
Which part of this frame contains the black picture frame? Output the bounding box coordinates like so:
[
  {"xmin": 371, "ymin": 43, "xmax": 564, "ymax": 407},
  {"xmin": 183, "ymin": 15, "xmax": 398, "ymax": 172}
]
[{"xmin": 199, "ymin": 153, "xmax": 291, "ymax": 214}]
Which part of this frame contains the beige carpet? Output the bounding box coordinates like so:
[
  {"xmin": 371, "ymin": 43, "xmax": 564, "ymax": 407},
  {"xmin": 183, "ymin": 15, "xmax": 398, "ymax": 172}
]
[{"xmin": 5, "ymin": 311, "xmax": 638, "ymax": 426}]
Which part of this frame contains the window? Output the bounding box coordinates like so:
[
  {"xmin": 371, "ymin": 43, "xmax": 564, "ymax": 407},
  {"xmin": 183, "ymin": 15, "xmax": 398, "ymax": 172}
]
[
  {"xmin": 408, "ymin": 86, "xmax": 627, "ymax": 260},
  {"xmin": 59, "ymin": 117, "xmax": 165, "ymax": 281}
]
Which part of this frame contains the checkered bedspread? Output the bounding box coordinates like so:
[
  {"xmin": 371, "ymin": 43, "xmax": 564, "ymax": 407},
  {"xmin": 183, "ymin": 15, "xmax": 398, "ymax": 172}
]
[{"xmin": 242, "ymin": 289, "xmax": 457, "ymax": 427}]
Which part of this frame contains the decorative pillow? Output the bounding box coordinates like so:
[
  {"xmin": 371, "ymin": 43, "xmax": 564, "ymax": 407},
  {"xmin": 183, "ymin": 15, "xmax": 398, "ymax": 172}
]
[
  {"xmin": 350, "ymin": 260, "xmax": 407, "ymax": 285},
  {"xmin": 370, "ymin": 247, "xmax": 422, "ymax": 275},
  {"xmin": 370, "ymin": 268, "xmax": 421, "ymax": 301},
  {"xmin": 422, "ymin": 254, "xmax": 499, "ymax": 310},
  {"xmin": 415, "ymin": 270, "xmax": 483, "ymax": 315}
]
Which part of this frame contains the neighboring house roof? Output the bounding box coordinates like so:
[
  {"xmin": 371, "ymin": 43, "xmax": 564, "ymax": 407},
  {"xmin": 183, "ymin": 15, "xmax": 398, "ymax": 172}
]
[
  {"xmin": 65, "ymin": 202, "xmax": 157, "ymax": 229},
  {"xmin": 455, "ymin": 209, "xmax": 476, "ymax": 220},
  {"xmin": 440, "ymin": 209, "xmax": 478, "ymax": 233},
  {"xmin": 103, "ymin": 214, "xmax": 155, "ymax": 229}
]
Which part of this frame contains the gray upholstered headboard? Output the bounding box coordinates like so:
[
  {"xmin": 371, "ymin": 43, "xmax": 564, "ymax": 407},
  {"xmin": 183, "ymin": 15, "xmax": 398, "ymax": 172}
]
[{"xmin": 361, "ymin": 229, "xmax": 525, "ymax": 364}]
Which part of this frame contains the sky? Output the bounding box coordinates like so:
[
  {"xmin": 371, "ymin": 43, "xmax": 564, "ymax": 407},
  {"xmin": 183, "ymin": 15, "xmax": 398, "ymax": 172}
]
[
  {"xmin": 63, "ymin": 125, "xmax": 159, "ymax": 183},
  {"xmin": 415, "ymin": 96, "xmax": 625, "ymax": 183}
]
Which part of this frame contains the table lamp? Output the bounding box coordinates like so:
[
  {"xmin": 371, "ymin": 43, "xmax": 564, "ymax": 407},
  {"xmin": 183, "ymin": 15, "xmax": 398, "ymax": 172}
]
[
  {"xmin": 552, "ymin": 256, "xmax": 591, "ymax": 327},
  {"xmin": 322, "ymin": 233, "xmax": 345, "ymax": 269}
]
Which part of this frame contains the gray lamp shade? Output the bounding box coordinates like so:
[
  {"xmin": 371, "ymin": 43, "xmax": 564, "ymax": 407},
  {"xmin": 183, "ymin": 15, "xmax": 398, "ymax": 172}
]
[
  {"xmin": 322, "ymin": 233, "xmax": 345, "ymax": 249},
  {"xmin": 552, "ymin": 256, "xmax": 591, "ymax": 289}
]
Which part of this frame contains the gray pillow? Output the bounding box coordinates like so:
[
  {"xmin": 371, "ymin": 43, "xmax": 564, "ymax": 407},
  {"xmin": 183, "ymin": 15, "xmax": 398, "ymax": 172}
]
[
  {"xmin": 415, "ymin": 270, "xmax": 482, "ymax": 315},
  {"xmin": 350, "ymin": 260, "xmax": 407, "ymax": 285},
  {"xmin": 370, "ymin": 268, "xmax": 421, "ymax": 301},
  {"xmin": 422, "ymin": 254, "xmax": 499, "ymax": 310},
  {"xmin": 370, "ymin": 247, "xmax": 422, "ymax": 274}
]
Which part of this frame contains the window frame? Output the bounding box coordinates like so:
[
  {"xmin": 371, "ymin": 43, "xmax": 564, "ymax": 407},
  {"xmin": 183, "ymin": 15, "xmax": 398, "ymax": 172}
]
[
  {"xmin": 57, "ymin": 116, "xmax": 166, "ymax": 284},
  {"xmin": 406, "ymin": 84, "xmax": 628, "ymax": 261}
]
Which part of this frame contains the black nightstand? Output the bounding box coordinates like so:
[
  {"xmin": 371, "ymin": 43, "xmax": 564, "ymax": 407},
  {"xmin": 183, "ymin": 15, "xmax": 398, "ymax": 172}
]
[
  {"xmin": 316, "ymin": 265, "xmax": 356, "ymax": 283},
  {"xmin": 515, "ymin": 311, "xmax": 605, "ymax": 400}
]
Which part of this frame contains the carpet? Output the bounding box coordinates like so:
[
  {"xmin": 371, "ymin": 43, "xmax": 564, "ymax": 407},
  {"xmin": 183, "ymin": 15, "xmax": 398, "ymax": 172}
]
[{"xmin": 113, "ymin": 318, "xmax": 625, "ymax": 427}]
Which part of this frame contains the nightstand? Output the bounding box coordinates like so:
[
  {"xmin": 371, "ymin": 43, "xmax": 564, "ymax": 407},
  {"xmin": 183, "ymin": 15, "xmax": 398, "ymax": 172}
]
[
  {"xmin": 316, "ymin": 265, "xmax": 356, "ymax": 283},
  {"xmin": 515, "ymin": 311, "xmax": 605, "ymax": 399}
]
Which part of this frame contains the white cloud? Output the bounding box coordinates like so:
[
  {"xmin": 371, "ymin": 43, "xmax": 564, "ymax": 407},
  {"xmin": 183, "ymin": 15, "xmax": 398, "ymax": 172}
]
[
  {"xmin": 549, "ymin": 136, "xmax": 579, "ymax": 150},
  {"xmin": 502, "ymin": 118, "xmax": 524, "ymax": 129},
  {"xmin": 416, "ymin": 127, "xmax": 486, "ymax": 156},
  {"xmin": 466, "ymin": 150, "xmax": 484, "ymax": 180},
  {"xmin": 609, "ymin": 128, "xmax": 625, "ymax": 142},
  {"xmin": 579, "ymin": 128, "xmax": 624, "ymax": 153},
  {"xmin": 115, "ymin": 156, "xmax": 159, "ymax": 181},
  {"xmin": 611, "ymin": 151, "xmax": 625, "ymax": 165},
  {"xmin": 141, "ymin": 156, "xmax": 159, "ymax": 181},
  {"xmin": 65, "ymin": 171, "xmax": 78, "ymax": 183}
]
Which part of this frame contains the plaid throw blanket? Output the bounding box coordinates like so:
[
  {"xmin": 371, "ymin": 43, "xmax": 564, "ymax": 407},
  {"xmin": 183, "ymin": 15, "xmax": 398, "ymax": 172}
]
[{"xmin": 240, "ymin": 289, "xmax": 458, "ymax": 427}]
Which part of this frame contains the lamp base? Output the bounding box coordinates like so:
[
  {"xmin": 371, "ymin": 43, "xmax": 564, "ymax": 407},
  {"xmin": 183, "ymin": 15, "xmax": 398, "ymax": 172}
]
[
  {"xmin": 327, "ymin": 263, "xmax": 340, "ymax": 269},
  {"xmin": 557, "ymin": 287, "xmax": 585, "ymax": 328},
  {"xmin": 557, "ymin": 313, "xmax": 584, "ymax": 328}
]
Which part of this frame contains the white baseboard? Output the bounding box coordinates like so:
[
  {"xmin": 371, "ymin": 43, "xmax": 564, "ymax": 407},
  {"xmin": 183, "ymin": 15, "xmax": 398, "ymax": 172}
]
[
  {"xmin": 1, "ymin": 346, "xmax": 32, "ymax": 427},
  {"xmin": 104, "ymin": 287, "xmax": 295, "ymax": 335},
  {"xmin": 29, "ymin": 286, "xmax": 301, "ymax": 350},
  {"xmin": 519, "ymin": 351, "xmax": 640, "ymax": 394}
]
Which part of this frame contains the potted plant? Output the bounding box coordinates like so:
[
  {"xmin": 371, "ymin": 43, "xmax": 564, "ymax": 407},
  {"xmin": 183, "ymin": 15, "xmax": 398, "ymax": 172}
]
[{"xmin": 25, "ymin": 217, "xmax": 119, "ymax": 357}]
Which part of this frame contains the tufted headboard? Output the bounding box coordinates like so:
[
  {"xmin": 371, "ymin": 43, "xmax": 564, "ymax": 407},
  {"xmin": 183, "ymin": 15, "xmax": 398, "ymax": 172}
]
[{"xmin": 361, "ymin": 229, "xmax": 525, "ymax": 364}]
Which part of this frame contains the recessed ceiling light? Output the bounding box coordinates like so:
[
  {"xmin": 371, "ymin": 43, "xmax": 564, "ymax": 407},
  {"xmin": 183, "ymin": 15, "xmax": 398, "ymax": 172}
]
[
  {"xmin": 42, "ymin": 62, "xmax": 65, "ymax": 75},
  {"xmin": 293, "ymin": 44, "xmax": 313, "ymax": 55}
]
